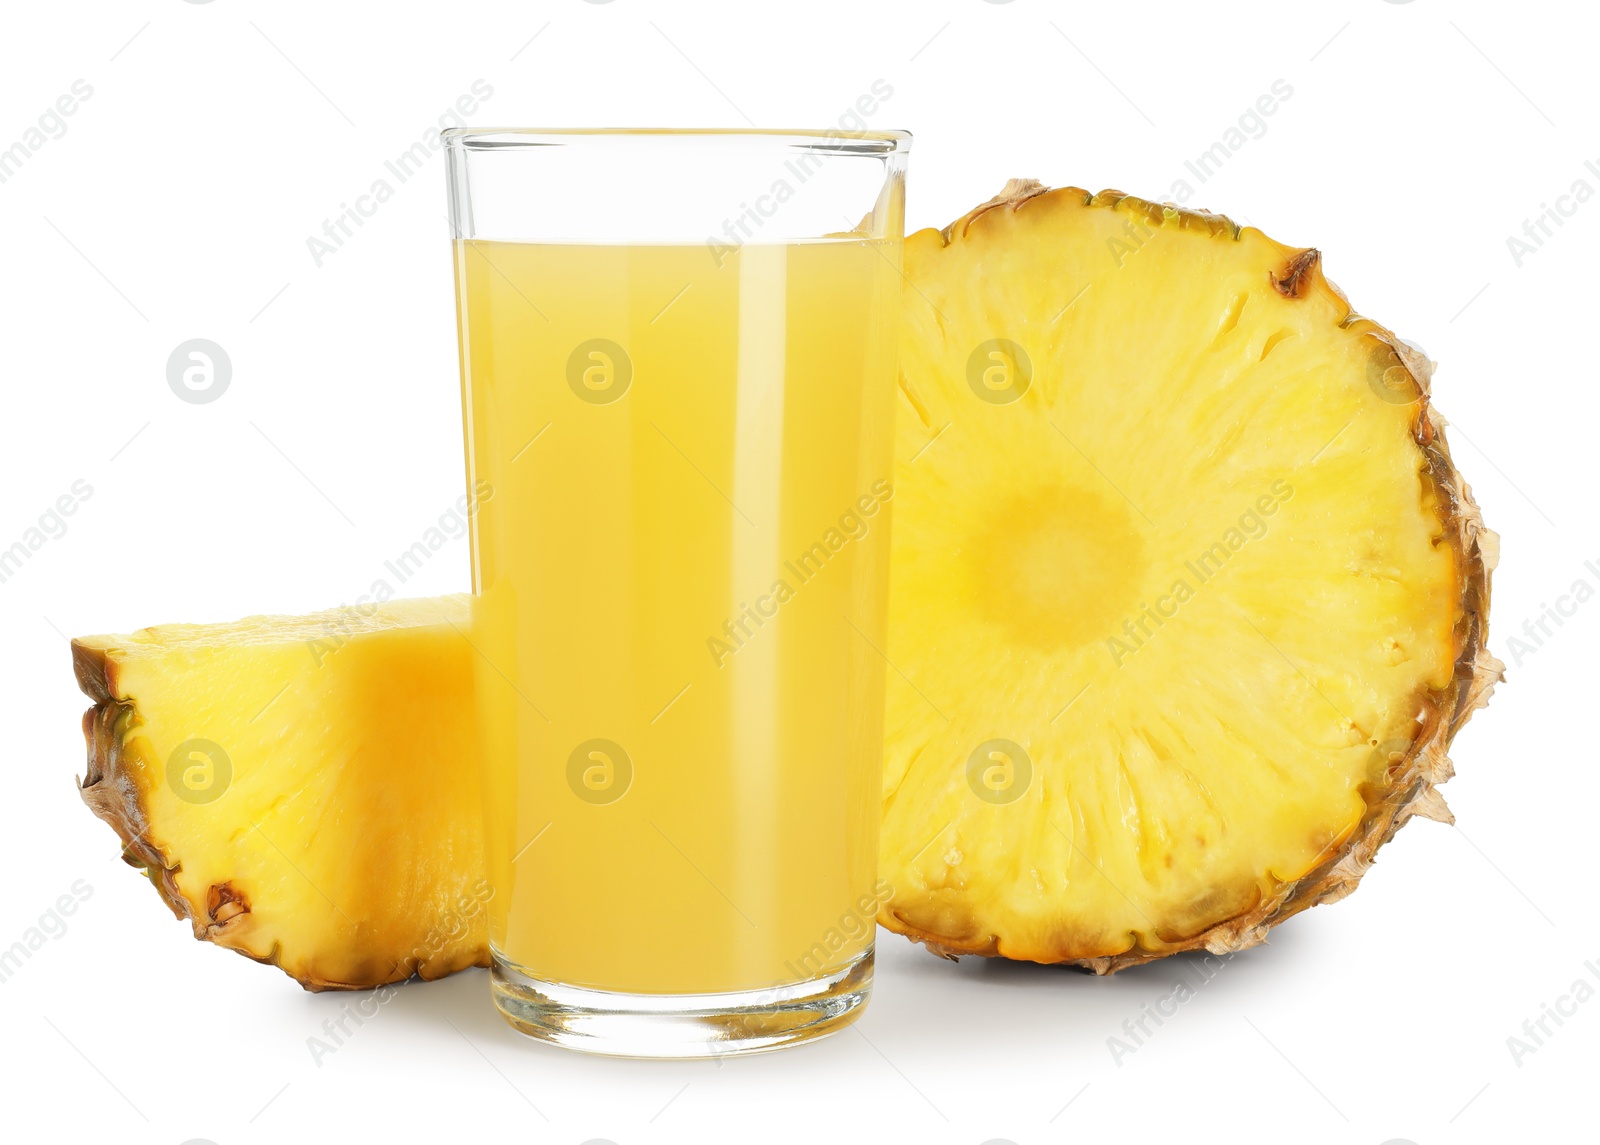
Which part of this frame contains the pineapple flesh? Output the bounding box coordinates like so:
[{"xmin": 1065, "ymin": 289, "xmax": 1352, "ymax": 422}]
[
  {"xmin": 880, "ymin": 182, "xmax": 1500, "ymax": 970},
  {"xmin": 74, "ymin": 595, "xmax": 488, "ymax": 989}
]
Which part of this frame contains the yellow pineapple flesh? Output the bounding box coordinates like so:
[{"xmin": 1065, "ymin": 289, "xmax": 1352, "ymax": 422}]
[
  {"xmin": 880, "ymin": 182, "xmax": 1500, "ymax": 970},
  {"xmin": 74, "ymin": 595, "xmax": 488, "ymax": 989}
]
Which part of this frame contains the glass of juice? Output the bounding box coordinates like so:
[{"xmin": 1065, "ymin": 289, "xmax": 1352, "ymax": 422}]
[{"xmin": 444, "ymin": 128, "xmax": 909, "ymax": 1057}]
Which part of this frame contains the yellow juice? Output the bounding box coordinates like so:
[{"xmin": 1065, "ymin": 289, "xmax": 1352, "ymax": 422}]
[{"xmin": 456, "ymin": 237, "xmax": 900, "ymax": 995}]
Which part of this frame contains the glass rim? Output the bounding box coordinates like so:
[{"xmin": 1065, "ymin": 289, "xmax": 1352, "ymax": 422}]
[{"xmin": 441, "ymin": 127, "xmax": 912, "ymax": 155}]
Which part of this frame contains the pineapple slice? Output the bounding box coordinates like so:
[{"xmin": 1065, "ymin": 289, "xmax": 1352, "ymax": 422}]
[
  {"xmin": 880, "ymin": 182, "xmax": 1501, "ymax": 970},
  {"xmin": 74, "ymin": 595, "xmax": 488, "ymax": 989}
]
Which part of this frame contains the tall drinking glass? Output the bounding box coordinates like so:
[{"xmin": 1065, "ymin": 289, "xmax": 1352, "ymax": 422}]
[{"xmin": 445, "ymin": 129, "xmax": 909, "ymax": 1057}]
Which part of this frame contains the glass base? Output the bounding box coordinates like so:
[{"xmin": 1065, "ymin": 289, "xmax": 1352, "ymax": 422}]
[{"xmin": 489, "ymin": 947, "xmax": 873, "ymax": 1059}]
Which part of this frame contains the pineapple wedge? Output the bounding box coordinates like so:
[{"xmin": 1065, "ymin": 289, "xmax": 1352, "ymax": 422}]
[
  {"xmin": 879, "ymin": 182, "xmax": 1501, "ymax": 970},
  {"xmin": 74, "ymin": 595, "xmax": 488, "ymax": 989}
]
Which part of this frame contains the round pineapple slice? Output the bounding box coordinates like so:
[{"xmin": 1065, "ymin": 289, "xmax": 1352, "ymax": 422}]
[{"xmin": 880, "ymin": 182, "xmax": 1501, "ymax": 971}]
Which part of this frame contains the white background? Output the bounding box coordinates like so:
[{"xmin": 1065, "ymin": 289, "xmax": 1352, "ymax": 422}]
[{"xmin": 0, "ymin": 1, "xmax": 1591, "ymax": 1142}]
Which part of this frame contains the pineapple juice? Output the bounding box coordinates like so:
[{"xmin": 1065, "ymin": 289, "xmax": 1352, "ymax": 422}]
[{"xmin": 456, "ymin": 237, "xmax": 900, "ymax": 995}]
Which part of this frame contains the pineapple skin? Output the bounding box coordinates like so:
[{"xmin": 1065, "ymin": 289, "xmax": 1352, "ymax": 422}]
[
  {"xmin": 881, "ymin": 183, "xmax": 1504, "ymax": 972},
  {"xmin": 73, "ymin": 596, "xmax": 490, "ymax": 991}
]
